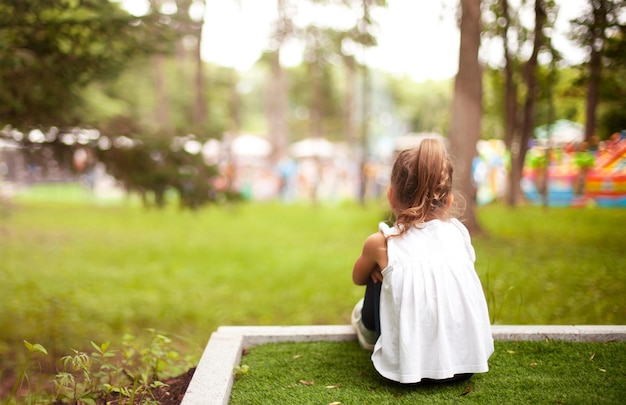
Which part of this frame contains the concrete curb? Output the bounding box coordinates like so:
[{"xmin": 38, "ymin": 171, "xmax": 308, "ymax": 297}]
[{"xmin": 181, "ymin": 325, "xmax": 626, "ymax": 405}]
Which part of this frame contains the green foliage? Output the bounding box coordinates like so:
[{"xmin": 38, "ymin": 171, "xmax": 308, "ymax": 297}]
[
  {"xmin": 567, "ymin": 0, "xmax": 626, "ymax": 138},
  {"xmin": 50, "ymin": 332, "xmax": 188, "ymax": 405},
  {"xmin": 3, "ymin": 341, "xmax": 47, "ymax": 405},
  {"xmin": 97, "ymin": 135, "xmax": 229, "ymax": 210},
  {"xmin": 597, "ymin": 30, "xmax": 626, "ymax": 136},
  {"xmin": 483, "ymin": 64, "xmax": 588, "ymax": 141},
  {"xmin": 230, "ymin": 340, "xmax": 626, "ymax": 404},
  {"xmin": 0, "ymin": 0, "xmax": 176, "ymax": 129},
  {"xmin": 236, "ymin": 68, "xmax": 267, "ymax": 133},
  {"xmin": 287, "ymin": 62, "xmax": 345, "ymax": 141},
  {"xmin": 55, "ymin": 349, "xmax": 96, "ymax": 404},
  {"xmin": 85, "ymin": 57, "xmax": 239, "ymax": 138},
  {"xmin": 233, "ymin": 364, "xmax": 250, "ymax": 381},
  {"xmin": 387, "ymin": 75, "xmax": 453, "ymax": 134}
]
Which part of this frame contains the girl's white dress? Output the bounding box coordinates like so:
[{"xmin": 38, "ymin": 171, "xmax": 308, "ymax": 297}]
[{"xmin": 373, "ymin": 219, "xmax": 494, "ymax": 383}]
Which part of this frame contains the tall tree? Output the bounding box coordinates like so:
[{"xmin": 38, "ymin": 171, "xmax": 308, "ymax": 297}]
[
  {"xmin": 341, "ymin": 42, "xmax": 358, "ymax": 146},
  {"xmin": 597, "ymin": 18, "xmax": 626, "ymax": 136},
  {"xmin": 302, "ymin": 26, "xmax": 332, "ymax": 139},
  {"xmin": 179, "ymin": 0, "xmax": 208, "ymax": 130},
  {"xmin": 497, "ymin": 0, "xmax": 519, "ymax": 202},
  {"xmin": 315, "ymin": 0, "xmax": 386, "ymax": 146},
  {"xmin": 484, "ymin": 0, "xmax": 557, "ymax": 206},
  {"xmin": 352, "ymin": 0, "xmax": 386, "ymax": 203},
  {"xmin": 449, "ymin": 0, "xmax": 482, "ymax": 234},
  {"xmin": 571, "ymin": 0, "xmax": 626, "ymax": 141},
  {"xmin": 148, "ymin": 0, "xmax": 173, "ymax": 131},
  {"xmin": 513, "ymin": 0, "xmax": 548, "ymax": 205},
  {"xmin": 297, "ymin": 25, "xmax": 349, "ymax": 140},
  {"xmin": 264, "ymin": 0, "xmax": 294, "ymax": 163}
]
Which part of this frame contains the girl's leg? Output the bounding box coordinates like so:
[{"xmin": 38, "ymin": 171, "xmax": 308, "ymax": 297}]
[
  {"xmin": 385, "ymin": 373, "xmax": 475, "ymax": 387},
  {"xmin": 361, "ymin": 278, "xmax": 382, "ymax": 337},
  {"xmin": 420, "ymin": 373, "xmax": 474, "ymax": 385}
]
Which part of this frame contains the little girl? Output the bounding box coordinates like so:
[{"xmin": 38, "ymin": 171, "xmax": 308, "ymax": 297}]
[{"xmin": 351, "ymin": 138, "xmax": 494, "ymax": 384}]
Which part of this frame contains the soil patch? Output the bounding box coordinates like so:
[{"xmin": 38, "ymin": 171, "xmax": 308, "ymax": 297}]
[
  {"xmin": 147, "ymin": 367, "xmax": 195, "ymax": 405},
  {"xmin": 2, "ymin": 367, "xmax": 195, "ymax": 405},
  {"xmin": 101, "ymin": 367, "xmax": 195, "ymax": 405}
]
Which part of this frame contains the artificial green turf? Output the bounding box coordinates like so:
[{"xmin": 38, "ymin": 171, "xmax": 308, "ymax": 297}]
[{"xmin": 229, "ymin": 340, "xmax": 626, "ymax": 404}]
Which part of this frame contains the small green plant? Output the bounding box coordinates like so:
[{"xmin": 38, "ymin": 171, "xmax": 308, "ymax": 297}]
[
  {"xmin": 49, "ymin": 331, "xmax": 187, "ymax": 405},
  {"xmin": 54, "ymin": 346, "xmax": 103, "ymax": 405},
  {"xmin": 104, "ymin": 329, "xmax": 181, "ymax": 405},
  {"xmin": 3, "ymin": 341, "xmax": 48, "ymax": 405},
  {"xmin": 233, "ymin": 364, "xmax": 250, "ymax": 380},
  {"xmin": 53, "ymin": 341, "xmax": 122, "ymax": 404},
  {"xmin": 89, "ymin": 341, "xmax": 120, "ymax": 393}
]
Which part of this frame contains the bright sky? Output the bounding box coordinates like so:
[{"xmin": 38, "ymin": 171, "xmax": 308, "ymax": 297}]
[{"xmin": 121, "ymin": 0, "xmax": 589, "ymax": 83}]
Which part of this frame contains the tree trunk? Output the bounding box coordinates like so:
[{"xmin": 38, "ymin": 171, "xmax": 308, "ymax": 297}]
[
  {"xmin": 265, "ymin": 0, "xmax": 291, "ymax": 163},
  {"xmin": 357, "ymin": 0, "xmax": 372, "ymax": 205},
  {"xmin": 344, "ymin": 56, "xmax": 356, "ymax": 146},
  {"xmin": 358, "ymin": 54, "xmax": 370, "ymax": 205},
  {"xmin": 311, "ymin": 63, "xmax": 324, "ymax": 138},
  {"xmin": 499, "ymin": 0, "xmax": 523, "ymax": 206},
  {"xmin": 585, "ymin": 0, "xmax": 607, "ymax": 142},
  {"xmin": 192, "ymin": 22, "xmax": 207, "ymax": 128},
  {"xmin": 266, "ymin": 50, "xmax": 288, "ymax": 163},
  {"xmin": 152, "ymin": 54, "xmax": 171, "ymax": 130},
  {"xmin": 501, "ymin": 0, "xmax": 516, "ymax": 150},
  {"xmin": 503, "ymin": 0, "xmax": 546, "ymax": 207},
  {"xmin": 585, "ymin": 47, "xmax": 601, "ymax": 142},
  {"xmin": 512, "ymin": 0, "xmax": 545, "ymax": 206},
  {"xmin": 229, "ymin": 70, "xmax": 241, "ymax": 134},
  {"xmin": 449, "ymin": 0, "xmax": 482, "ymax": 235}
]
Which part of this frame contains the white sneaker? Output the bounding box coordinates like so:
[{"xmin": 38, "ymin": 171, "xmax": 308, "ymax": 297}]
[{"xmin": 351, "ymin": 298, "xmax": 377, "ymax": 351}]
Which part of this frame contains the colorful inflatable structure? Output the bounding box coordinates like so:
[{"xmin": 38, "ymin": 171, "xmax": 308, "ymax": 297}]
[
  {"xmin": 586, "ymin": 134, "xmax": 626, "ymax": 207},
  {"xmin": 522, "ymin": 131, "xmax": 626, "ymax": 207}
]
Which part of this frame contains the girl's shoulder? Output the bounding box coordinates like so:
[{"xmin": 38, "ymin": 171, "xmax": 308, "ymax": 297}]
[
  {"xmin": 361, "ymin": 229, "xmax": 388, "ymax": 262},
  {"xmin": 378, "ymin": 221, "xmax": 394, "ymax": 236},
  {"xmin": 448, "ymin": 217, "xmax": 471, "ymax": 235}
]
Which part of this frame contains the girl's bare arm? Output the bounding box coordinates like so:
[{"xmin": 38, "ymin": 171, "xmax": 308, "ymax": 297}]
[{"xmin": 352, "ymin": 231, "xmax": 387, "ymax": 285}]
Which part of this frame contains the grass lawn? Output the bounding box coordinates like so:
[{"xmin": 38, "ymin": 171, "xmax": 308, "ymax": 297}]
[
  {"xmin": 230, "ymin": 340, "xmax": 626, "ymax": 404},
  {"xmin": 1, "ymin": 183, "xmax": 625, "ymax": 376}
]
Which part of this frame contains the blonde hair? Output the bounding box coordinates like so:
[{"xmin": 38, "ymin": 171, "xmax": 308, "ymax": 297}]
[{"xmin": 389, "ymin": 138, "xmax": 459, "ymax": 235}]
